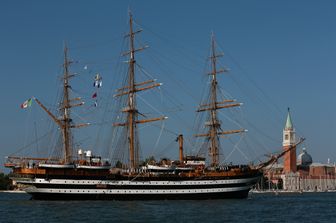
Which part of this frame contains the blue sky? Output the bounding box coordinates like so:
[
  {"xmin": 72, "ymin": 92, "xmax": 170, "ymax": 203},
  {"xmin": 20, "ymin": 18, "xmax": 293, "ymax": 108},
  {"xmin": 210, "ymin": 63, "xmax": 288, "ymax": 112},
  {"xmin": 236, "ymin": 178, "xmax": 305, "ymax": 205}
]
[{"xmin": 1, "ymin": 0, "xmax": 336, "ymax": 170}]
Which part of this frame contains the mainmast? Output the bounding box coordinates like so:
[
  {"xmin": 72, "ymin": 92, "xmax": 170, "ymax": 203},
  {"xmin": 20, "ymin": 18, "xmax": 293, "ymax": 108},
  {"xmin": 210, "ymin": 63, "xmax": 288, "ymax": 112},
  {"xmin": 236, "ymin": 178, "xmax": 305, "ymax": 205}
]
[
  {"xmin": 114, "ymin": 12, "xmax": 166, "ymax": 170},
  {"xmin": 32, "ymin": 45, "xmax": 86, "ymax": 164},
  {"xmin": 195, "ymin": 33, "xmax": 245, "ymax": 166},
  {"xmin": 61, "ymin": 45, "xmax": 73, "ymax": 163},
  {"xmin": 209, "ymin": 33, "xmax": 220, "ymax": 165}
]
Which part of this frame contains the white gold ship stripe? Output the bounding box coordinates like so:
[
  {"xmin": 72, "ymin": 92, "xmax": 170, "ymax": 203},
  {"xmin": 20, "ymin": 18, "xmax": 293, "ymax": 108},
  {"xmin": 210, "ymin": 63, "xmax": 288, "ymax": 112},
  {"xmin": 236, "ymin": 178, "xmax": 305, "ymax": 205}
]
[
  {"xmin": 25, "ymin": 185, "xmax": 252, "ymax": 194},
  {"xmin": 29, "ymin": 177, "xmax": 259, "ymax": 186}
]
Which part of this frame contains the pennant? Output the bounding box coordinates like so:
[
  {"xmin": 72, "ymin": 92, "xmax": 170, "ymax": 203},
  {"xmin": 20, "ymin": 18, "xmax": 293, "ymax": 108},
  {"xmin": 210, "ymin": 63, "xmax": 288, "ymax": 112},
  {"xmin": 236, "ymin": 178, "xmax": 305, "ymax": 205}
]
[
  {"xmin": 92, "ymin": 92, "xmax": 97, "ymax": 98},
  {"xmin": 20, "ymin": 98, "xmax": 32, "ymax": 109}
]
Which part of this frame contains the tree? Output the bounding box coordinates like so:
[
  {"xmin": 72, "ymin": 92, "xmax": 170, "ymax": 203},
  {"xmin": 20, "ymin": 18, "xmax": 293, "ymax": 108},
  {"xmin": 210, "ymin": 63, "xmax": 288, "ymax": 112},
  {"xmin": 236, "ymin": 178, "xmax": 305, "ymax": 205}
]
[
  {"xmin": 0, "ymin": 173, "xmax": 11, "ymax": 190},
  {"xmin": 115, "ymin": 160, "xmax": 123, "ymax": 168}
]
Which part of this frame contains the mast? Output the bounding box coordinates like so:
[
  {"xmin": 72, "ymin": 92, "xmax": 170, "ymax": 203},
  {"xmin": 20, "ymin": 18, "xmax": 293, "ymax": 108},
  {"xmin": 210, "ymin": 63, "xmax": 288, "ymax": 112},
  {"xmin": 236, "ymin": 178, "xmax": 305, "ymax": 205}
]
[
  {"xmin": 128, "ymin": 12, "xmax": 136, "ymax": 170},
  {"xmin": 62, "ymin": 45, "xmax": 72, "ymax": 163},
  {"xmin": 178, "ymin": 134, "xmax": 184, "ymax": 163},
  {"xmin": 195, "ymin": 33, "xmax": 245, "ymax": 166},
  {"xmin": 114, "ymin": 12, "xmax": 167, "ymax": 170},
  {"xmin": 32, "ymin": 45, "xmax": 87, "ymax": 164},
  {"xmin": 209, "ymin": 33, "xmax": 220, "ymax": 165}
]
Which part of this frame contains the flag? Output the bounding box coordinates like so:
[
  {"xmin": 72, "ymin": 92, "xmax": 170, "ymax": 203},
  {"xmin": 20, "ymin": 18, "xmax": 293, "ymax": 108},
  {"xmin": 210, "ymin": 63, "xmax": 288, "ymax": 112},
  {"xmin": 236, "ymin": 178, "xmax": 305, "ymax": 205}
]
[
  {"xmin": 93, "ymin": 74, "xmax": 102, "ymax": 88},
  {"xmin": 94, "ymin": 80, "xmax": 99, "ymax": 87},
  {"xmin": 92, "ymin": 92, "xmax": 97, "ymax": 98},
  {"xmin": 94, "ymin": 73, "xmax": 101, "ymax": 81},
  {"xmin": 20, "ymin": 98, "xmax": 32, "ymax": 109},
  {"xmin": 94, "ymin": 80, "xmax": 103, "ymax": 88}
]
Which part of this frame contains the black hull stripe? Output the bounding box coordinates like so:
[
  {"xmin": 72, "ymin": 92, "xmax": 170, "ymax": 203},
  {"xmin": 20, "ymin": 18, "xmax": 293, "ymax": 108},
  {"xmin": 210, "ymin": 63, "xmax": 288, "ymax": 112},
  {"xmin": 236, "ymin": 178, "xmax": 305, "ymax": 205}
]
[{"xmin": 29, "ymin": 189, "xmax": 250, "ymax": 200}]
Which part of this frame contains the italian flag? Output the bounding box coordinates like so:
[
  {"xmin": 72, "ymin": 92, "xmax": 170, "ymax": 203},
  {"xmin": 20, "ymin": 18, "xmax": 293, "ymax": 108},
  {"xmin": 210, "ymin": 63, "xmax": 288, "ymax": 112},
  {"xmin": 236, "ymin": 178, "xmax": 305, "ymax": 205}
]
[{"xmin": 20, "ymin": 98, "xmax": 32, "ymax": 109}]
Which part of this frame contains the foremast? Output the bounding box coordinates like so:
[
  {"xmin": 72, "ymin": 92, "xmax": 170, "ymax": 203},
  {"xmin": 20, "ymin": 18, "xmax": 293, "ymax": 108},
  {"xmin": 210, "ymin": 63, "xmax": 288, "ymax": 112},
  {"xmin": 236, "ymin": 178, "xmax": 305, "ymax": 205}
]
[
  {"xmin": 195, "ymin": 33, "xmax": 246, "ymax": 167},
  {"xmin": 32, "ymin": 45, "xmax": 86, "ymax": 164},
  {"xmin": 114, "ymin": 12, "xmax": 166, "ymax": 170}
]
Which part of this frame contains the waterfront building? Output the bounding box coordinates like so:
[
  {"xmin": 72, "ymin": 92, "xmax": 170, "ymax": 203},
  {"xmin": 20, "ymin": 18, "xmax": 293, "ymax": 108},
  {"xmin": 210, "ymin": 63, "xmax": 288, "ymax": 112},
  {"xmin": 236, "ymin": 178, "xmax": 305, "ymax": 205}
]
[{"xmin": 263, "ymin": 109, "xmax": 336, "ymax": 191}]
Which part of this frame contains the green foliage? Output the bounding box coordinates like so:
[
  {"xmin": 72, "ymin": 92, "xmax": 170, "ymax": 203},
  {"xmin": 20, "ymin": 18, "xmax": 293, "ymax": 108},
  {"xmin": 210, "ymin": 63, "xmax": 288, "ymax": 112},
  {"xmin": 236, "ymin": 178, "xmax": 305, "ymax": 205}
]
[
  {"xmin": 0, "ymin": 173, "xmax": 11, "ymax": 190},
  {"xmin": 139, "ymin": 156, "xmax": 156, "ymax": 166},
  {"xmin": 145, "ymin": 156, "xmax": 156, "ymax": 165},
  {"xmin": 115, "ymin": 160, "xmax": 123, "ymax": 168}
]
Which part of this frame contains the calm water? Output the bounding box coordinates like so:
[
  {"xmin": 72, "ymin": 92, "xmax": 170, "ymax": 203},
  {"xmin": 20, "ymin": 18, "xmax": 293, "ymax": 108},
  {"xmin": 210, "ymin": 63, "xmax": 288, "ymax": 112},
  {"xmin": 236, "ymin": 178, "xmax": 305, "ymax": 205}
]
[{"xmin": 0, "ymin": 192, "xmax": 335, "ymax": 223}]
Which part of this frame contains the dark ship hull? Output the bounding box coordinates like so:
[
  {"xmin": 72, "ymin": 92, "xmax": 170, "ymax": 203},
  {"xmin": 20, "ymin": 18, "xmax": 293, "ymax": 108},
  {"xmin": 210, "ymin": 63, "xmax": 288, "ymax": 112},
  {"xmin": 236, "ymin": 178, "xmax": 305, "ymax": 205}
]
[
  {"xmin": 29, "ymin": 189, "xmax": 252, "ymax": 200},
  {"xmin": 13, "ymin": 168, "xmax": 261, "ymax": 200}
]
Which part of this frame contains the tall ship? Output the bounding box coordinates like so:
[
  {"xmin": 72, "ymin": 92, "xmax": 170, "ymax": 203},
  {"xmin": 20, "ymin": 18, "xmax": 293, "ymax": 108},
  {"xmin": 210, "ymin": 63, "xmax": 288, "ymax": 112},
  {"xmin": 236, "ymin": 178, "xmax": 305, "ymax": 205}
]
[{"xmin": 4, "ymin": 12, "xmax": 300, "ymax": 200}]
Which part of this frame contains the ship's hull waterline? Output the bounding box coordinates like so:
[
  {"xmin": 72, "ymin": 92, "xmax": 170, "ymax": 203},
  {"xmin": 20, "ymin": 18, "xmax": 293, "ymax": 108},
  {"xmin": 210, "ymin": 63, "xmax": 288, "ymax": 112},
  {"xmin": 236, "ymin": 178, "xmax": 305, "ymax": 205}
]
[{"xmin": 19, "ymin": 175, "xmax": 261, "ymax": 200}]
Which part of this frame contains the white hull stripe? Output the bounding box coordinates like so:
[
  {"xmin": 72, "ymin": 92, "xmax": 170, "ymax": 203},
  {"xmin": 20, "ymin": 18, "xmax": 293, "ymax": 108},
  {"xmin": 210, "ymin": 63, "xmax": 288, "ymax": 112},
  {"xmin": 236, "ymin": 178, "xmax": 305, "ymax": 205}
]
[
  {"xmin": 27, "ymin": 177, "xmax": 259, "ymax": 186},
  {"xmin": 26, "ymin": 185, "xmax": 252, "ymax": 194}
]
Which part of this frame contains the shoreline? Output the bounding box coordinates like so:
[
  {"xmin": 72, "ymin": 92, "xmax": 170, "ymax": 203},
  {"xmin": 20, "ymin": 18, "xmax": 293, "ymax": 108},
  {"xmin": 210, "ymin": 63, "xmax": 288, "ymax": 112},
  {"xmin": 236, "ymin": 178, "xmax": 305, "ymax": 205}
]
[{"xmin": 250, "ymin": 190, "xmax": 336, "ymax": 194}]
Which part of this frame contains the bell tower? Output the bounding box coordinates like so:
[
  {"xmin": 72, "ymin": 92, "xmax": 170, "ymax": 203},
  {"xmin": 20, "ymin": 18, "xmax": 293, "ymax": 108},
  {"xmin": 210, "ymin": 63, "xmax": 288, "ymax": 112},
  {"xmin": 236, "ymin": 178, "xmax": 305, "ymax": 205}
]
[{"xmin": 283, "ymin": 108, "xmax": 296, "ymax": 173}]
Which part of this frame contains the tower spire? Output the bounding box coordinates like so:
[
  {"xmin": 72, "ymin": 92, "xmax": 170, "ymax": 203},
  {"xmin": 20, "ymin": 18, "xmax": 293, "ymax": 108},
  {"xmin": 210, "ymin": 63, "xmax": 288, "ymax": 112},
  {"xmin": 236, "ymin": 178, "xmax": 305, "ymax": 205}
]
[
  {"xmin": 283, "ymin": 108, "xmax": 296, "ymax": 173},
  {"xmin": 285, "ymin": 107, "xmax": 293, "ymax": 130}
]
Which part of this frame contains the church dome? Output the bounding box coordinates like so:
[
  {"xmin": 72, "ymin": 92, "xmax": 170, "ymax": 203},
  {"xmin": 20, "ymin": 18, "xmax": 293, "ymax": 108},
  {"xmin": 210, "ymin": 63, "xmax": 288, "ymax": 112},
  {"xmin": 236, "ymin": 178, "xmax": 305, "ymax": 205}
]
[{"xmin": 297, "ymin": 148, "xmax": 313, "ymax": 166}]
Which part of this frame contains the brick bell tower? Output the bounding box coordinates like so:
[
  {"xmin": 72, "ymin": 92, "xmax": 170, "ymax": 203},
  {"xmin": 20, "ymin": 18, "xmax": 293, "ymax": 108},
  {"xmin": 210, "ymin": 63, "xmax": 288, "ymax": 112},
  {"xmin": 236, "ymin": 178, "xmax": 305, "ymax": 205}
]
[{"xmin": 283, "ymin": 108, "xmax": 296, "ymax": 173}]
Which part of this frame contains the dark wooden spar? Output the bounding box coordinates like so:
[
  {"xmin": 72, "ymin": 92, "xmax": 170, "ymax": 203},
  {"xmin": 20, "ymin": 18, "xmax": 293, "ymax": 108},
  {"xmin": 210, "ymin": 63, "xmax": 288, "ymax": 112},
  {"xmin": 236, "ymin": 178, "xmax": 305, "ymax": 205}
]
[
  {"xmin": 194, "ymin": 34, "xmax": 245, "ymax": 166},
  {"xmin": 32, "ymin": 46, "xmax": 87, "ymax": 164},
  {"xmin": 113, "ymin": 12, "xmax": 166, "ymax": 170}
]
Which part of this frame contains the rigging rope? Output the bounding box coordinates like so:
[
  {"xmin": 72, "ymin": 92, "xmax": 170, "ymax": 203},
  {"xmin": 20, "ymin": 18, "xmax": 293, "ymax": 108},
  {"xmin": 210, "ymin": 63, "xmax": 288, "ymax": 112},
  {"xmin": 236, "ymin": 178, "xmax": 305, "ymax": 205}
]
[
  {"xmin": 151, "ymin": 121, "xmax": 165, "ymax": 156},
  {"xmin": 223, "ymin": 134, "xmax": 249, "ymax": 163}
]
